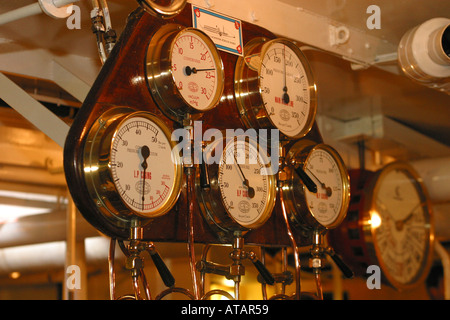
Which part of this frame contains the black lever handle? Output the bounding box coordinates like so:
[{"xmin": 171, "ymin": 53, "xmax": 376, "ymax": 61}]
[
  {"xmin": 199, "ymin": 161, "xmax": 210, "ymax": 189},
  {"xmin": 148, "ymin": 249, "xmax": 176, "ymax": 287},
  {"xmin": 326, "ymin": 247, "xmax": 354, "ymax": 279},
  {"xmin": 295, "ymin": 166, "xmax": 317, "ymax": 193},
  {"xmin": 250, "ymin": 256, "xmax": 275, "ymax": 285}
]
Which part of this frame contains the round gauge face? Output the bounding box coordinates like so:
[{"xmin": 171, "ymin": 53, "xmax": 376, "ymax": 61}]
[
  {"xmin": 109, "ymin": 115, "xmax": 181, "ymax": 218},
  {"xmin": 218, "ymin": 138, "xmax": 275, "ymax": 228},
  {"xmin": 371, "ymin": 165, "xmax": 432, "ymax": 287},
  {"xmin": 259, "ymin": 40, "xmax": 315, "ymax": 138},
  {"xmin": 303, "ymin": 146, "xmax": 349, "ymax": 228},
  {"xmin": 170, "ymin": 28, "xmax": 223, "ymax": 112}
]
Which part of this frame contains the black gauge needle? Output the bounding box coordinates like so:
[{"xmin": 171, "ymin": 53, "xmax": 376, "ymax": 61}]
[
  {"xmin": 140, "ymin": 145, "xmax": 150, "ymax": 210},
  {"xmin": 295, "ymin": 166, "xmax": 317, "ymax": 193},
  {"xmin": 282, "ymin": 45, "xmax": 290, "ymax": 105},
  {"xmin": 306, "ymin": 167, "xmax": 332, "ymax": 197},
  {"xmin": 185, "ymin": 66, "xmax": 215, "ymax": 76},
  {"xmin": 233, "ymin": 152, "xmax": 255, "ymax": 199}
]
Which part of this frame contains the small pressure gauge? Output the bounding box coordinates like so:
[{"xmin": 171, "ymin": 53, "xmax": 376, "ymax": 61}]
[
  {"xmin": 146, "ymin": 24, "xmax": 224, "ymax": 122},
  {"xmin": 83, "ymin": 108, "xmax": 183, "ymax": 229},
  {"xmin": 196, "ymin": 135, "xmax": 277, "ymax": 238},
  {"xmin": 282, "ymin": 140, "xmax": 350, "ymax": 231},
  {"xmin": 235, "ymin": 38, "xmax": 317, "ymax": 140}
]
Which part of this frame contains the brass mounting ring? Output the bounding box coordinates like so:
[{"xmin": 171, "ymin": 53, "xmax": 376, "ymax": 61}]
[{"xmin": 136, "ymin": 0, "xmax": 187, "ymax": 19}]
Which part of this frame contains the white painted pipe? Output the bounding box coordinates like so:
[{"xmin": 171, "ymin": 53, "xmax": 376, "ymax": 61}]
[
  {"xmin": 0, "ymin": 0, "xmax": 78, "ymax": 26},
  {"xmin": 0, "ymin": 237, "xmax": 124, "ymax": 276},
  {"xmin": 0, "ymin": 210, "xmax": 99, "ymax": 249},
  {"xmin": 0, "ymin": 3, "xmax": 42, "ymax": 25},
  {"xmin": 411, "ymin": 157, "xmax": 450, "ymax": 203}
]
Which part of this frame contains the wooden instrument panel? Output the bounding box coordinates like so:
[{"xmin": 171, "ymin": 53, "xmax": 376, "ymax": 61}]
[{"xmin": 64, "ymin": 4, "xmax": 323, "ymax": 246}]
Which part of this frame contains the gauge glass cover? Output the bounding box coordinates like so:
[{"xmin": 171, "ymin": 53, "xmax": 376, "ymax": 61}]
[
  {"xmin": 259, "ymin": 40, "xmax": 314, "ymax": 138},
  {"xmin": 303, "ymin": 147, "xmax": 346, "ymax": 228},
  {"xmin": 370, "ymin": 165, "xmax": 433, "ymax": 287},
  {"xmin": 170, "ymin": 28, "xmax": 223, "ymax": 112},
  {"xmin": 109, "ymin": 114, "xmax": 181, "ymax": 217},
  {"xmin": 218, "ymin": 138, "xmax": 274, "ymax": 228}
]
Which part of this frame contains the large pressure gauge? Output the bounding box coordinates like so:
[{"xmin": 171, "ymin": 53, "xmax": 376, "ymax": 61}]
[
  {"xmin": 196, "ymin": 135, "xmax": 277, "ymax": 237},
  {"xmin": 364, "ymin": 162, "xmax": 434, "ymax": 290},
  {"xmin": 328, "ymin": 161, "xmax": 434, "ymax": 291},
  {"xmin": 235, "ymin": 38, "xmax": 317, "ymax": 140},
  {"xmin": 83, "ymin": 108, "xmax": 183, "ymax": 228},
  {"xmin": 282, "ymin": 140, "xmax": 350, "ymax": 231},
  {"xmin": 146, "ymin": 24, "xmax": 224, "ymax": 121}
]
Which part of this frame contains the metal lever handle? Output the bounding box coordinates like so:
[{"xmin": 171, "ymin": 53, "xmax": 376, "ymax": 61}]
[
  {"xmin": 325, "ymin": 247, "xmax": 354, "ymax": 279},
  {"xmin": 199, "ymin": 161, "xmax": 210, "ymax": 189},
  {"xmin": 249, "ymin": 254, "xmax": 275, "ymax": 285},
  {"xmin": 196, "ymin": 260, "xmax": 229, "ymax": 278},
  {"xmin": 148, "ymin": 248, "xmax": 176, "ymax": 287},
  {"xmin": 295, "ymin": 166, "xmax": 317, "ymax": 193}
]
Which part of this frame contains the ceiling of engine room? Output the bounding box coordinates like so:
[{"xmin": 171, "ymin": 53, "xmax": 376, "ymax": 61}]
[{"xmin": 0, "ymin": 0, "xmax": 449, "ymax": 155}]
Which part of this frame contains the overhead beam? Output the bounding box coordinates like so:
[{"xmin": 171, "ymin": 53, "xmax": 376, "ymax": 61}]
[{"xmin": 0, "ymin": 72, "xmax": 70, "ymax": 148}]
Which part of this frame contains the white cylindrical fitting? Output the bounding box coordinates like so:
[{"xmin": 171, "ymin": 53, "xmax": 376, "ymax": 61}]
[{"xmin": 398, "ymin": 17, "xmax": 450, "ymax": 92}]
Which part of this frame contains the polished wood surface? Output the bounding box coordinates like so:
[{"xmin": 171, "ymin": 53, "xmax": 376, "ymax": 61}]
[{"xmin": 64, "ymin": 4, "xmax": 322, "ymax": 246}]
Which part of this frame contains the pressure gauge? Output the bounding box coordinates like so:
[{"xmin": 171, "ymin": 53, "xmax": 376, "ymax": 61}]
[
  {"xmin": 327, "ymin": 162, "xmax": 434, "ymax": 291},
  {"xmin": 365, "ymin": 162, "xmax": 434, "ymax": 290},
  {"xmin": 83, "ymin": 108, "xmax": 183, "ymax": 229},
  {"xmin": 282, "ymin": 140, "xmax": 350, "ymax": 231},
  {"xmin": 146, "ymin": 24, "xmax": 224, "ymax": 122},
  {"xmin": 196, "ymin": 135, "xmax": 277, "ymax": 237},
  {"xmin": 235, "ymin": 38, "xmax": 317, "ymax": 140}
]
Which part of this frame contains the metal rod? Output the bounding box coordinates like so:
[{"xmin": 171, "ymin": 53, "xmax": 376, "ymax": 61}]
[
  {"xmin": 0, "ymin": 0, "xmax": 80, "ymax": 26},
  {"xmin": 0, "ymin": 3, "xmax": 42, "ymax": 26}
]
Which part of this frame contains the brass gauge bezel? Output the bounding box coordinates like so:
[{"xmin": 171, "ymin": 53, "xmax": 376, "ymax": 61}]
[
  {"xmin": 196, "ymin": 135, "xmax": 277, "ymax": 238},
  {"xmin": 282, "ymin": 139, "xmax": 350, "ymax": 231},
  {"xmin": 146, "ymin": 24, "xmax": 225, "ymax": 122},
  {"xmin": 234, "ymin": 37, "xmax": 317, "ymax": 140},
  {"xmin": 83, "ymin": 108, "xmax": 183, "ymax": 229},
  {"xmin": 361, "ymin": 161, "xmax": 435, "ymax": 291}
]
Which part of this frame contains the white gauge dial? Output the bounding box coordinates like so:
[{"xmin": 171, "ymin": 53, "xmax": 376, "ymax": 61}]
[
  {"xmin": 218, "ymin": 138, "xmax": 274, "ymax": 228},
  {"xmin": 109, "ymin": 115, "xmax": 181, "ymax": 217},
  {"xmin": 303, "ymin": 146, "xmax": 348, "ymax": 228},
  {"xmin": 147, "ymin": 26, "xmax": 224, "ymax": 121},
  {"xmin": 372, "ymin": 166, "xmax": 431, "ymax": 286},
  {"xmin": 171, "ymin": 29, "xmax": 222, "ymax": 111},
  {"xmin": 259, "ymin": 40, "xmax": 314, "ymax": 138}
]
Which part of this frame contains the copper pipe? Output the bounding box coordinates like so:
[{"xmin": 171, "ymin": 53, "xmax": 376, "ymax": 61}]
[
  {"xmin": 132, "ymin": 274, "xmax": 141, "ymax": 300},
  {"xmin": 139, "ymin": 268, "xmax": 152, "ymax": 300},
  {"xmin": 108, "ymin": 238, "xmax": 116, "ymax": 300},
  {"xmin": 199, "ymin": 244, "xmax": 212, "ymax": 297},
  {"xmin": 186, "ymin": 167, "xmax": 200, "ymax": 299},
  {"xmin": 201, "ymin": 289, "xmax": 235, "ymax": 300},
  {"xmin": 314, "ymin": 272, "xmax": 323, "ymax": 300},
  {"xmin": 279, "ymin": 186, "xmax": 301, "ymax": 299},
  {"xmin": 155, "ymin": 287, "xmax": 195, "ymax": 300},
  {"xmin": 260, "ymin": 247, "xmax": 268, "ymax": 300}
]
